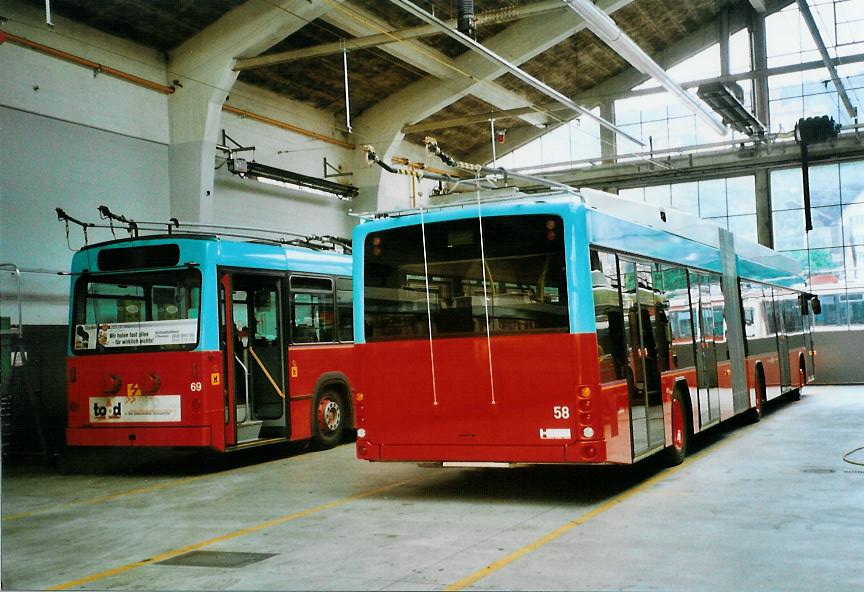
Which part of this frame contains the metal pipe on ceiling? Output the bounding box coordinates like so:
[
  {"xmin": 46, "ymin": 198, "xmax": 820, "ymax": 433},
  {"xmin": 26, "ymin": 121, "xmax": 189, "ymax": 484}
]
[
  {"xmin": 561, "ymin": 0, "xmax": 727, "ymax": 136},
  {"xmin": 388, "ymin": 0, "xmax": 646, "ymax": 148}
]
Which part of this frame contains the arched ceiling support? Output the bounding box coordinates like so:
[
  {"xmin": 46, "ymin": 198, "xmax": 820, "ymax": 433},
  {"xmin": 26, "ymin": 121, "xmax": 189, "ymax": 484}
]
[
  {"xmin": 350, "ymin": 0, "xmax": 635, "ymax": 211},
  {"xmin": 322, "ymin": 3, "xmax": 549, "ymax": 129},
  {"xmin": 166, "ymin": 0, "xmax": 345, "ymax": 223}
]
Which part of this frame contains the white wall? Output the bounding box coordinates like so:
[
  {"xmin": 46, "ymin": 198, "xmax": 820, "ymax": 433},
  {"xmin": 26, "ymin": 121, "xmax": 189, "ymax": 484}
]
[
  {"xmin": 213, "ymin": 82, "xmax": 355, "ymax": 239},
  {"xmin": 0, "ymin": 6, "xmax": 378, "ymax": 325},
  {"xmin": 0, "ymin": 106, "xmax": 172, "ymax": 325}
]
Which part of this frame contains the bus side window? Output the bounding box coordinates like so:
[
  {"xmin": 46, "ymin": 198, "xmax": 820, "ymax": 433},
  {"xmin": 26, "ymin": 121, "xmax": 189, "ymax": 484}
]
[
  {"xmin": 336, "ymin": 277, "xmax": 353, "ymax": 342},
  {"xmin": 291, "ymin": 276, "xmax": 335, "ymax": 344},
  {"xmin": 591, "ymin": 250, "xmax": 626, "ymax": 382}
]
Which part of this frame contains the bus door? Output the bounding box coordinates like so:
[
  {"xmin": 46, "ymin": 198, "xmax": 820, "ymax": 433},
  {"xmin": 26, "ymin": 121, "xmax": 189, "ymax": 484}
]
[
  {"xmin": 690, "ymin": 271, "xmax": 721, "ymax": 428},
  {"xmin": 619, "ymin": 258, "xmax": 665, "ymax": 458},
  {"xmin": 773, "ymin": 288, "xmax": 792, "ymax": 390},
  {"xmin": 220, "ymin": 272, "xmax": 288, "ymax": 445}
]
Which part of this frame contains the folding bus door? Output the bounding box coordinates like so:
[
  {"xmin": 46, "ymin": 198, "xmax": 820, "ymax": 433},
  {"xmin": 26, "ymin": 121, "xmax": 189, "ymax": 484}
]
[
  {"xmin": 619, "ymin": 258, "xmax": 665, "ymax": 458},
  {"xmin": 220, "ymin": 272, "xmax": 288, "ymax": 445},
  {"xmin": 773, "ymin": 287, "xmax": 792, "ymax": 391},
  {"xmin": 690, "ymin": 271, "xmax": 721, "ymax": 428}
]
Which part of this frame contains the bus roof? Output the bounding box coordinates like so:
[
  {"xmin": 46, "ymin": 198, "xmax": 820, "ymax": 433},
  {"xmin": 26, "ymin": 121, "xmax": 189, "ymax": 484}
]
[
  {"xmin": 353, "ymin": 188, "xmax": 805, "ymax": 288},
  {"xmin": 70, "ymin": 234, "xmax": 352, "ymax": 277}
]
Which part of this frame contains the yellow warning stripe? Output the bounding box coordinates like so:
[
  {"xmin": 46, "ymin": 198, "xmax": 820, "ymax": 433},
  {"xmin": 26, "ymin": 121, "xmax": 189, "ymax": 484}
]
[
  {"xmin": 47, "ymin": 478, "xmax": 414, "ymax": 590},
  {"xmin": 5, "ymin": 451, "xmax": 312, "ymax": 522},
  {"xmin": 446, "ymin": 429, "xmax": 751, "ymax": 591},
  {"xmin": 247, "ymin": 346, "xmax": 285, "ymax": 399}
]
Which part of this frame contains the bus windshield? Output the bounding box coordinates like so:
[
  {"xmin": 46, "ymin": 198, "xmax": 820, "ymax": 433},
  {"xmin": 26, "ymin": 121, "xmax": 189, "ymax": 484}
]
[
  {"xmin": 71, "ymin": 268, "xmax": 201, "ymax": 354},
  {"xmin": 364, "ymin": 214, "xmax": 568, "ymax": 341}
]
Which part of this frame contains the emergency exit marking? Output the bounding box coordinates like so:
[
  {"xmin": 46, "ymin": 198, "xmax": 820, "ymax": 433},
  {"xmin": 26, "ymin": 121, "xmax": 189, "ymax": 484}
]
[
  {"xmin": 291, "ymin": 361, "xmax": 298, "ymax": 378},
  {"xmin": 211, "ymin": 373, "xmax": 220, "ymax": 386}
]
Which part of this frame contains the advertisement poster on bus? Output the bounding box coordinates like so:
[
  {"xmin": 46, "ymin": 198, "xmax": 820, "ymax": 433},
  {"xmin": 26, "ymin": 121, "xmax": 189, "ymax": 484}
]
[
  {"xmin": 74, "ymin": 319, "xmax": 198, "ymax": 350},
  {"xmin": 89, "ymin": 395, "xmax": 182, "ymax": 423}
]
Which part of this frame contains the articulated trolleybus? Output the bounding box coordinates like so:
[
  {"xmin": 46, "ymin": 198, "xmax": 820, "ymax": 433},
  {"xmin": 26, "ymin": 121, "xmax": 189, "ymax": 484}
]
[
  {"xmin": 66, "ymin": 233, "xmax": 355, "ymax": 451},
  {"xmin": 353, "ymin": 189, "xmax": 815, "ymax": 466}
]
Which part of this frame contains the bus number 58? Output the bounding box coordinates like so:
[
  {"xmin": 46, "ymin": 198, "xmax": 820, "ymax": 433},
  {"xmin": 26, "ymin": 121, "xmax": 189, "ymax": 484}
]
[{"xmin": 553, "ymin": 406, "xmax": 570, "ymax": 419}]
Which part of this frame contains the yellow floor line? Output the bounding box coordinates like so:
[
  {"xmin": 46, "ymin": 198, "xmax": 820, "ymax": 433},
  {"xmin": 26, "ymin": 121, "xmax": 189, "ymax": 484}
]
[
  {"xmin": 446, "ymin": 430, "xmax": 748, "ymax": 591},
  {"xmin": 4, "ymin": 452, "xmax": 316, "ymax": 522},
  {"xmin": 3, "ymin": 475, "xmax": 210, "ymax": 522},
  {"xmin": 47, "ymin": 478, "xmax": 413, "ymax": 591}
]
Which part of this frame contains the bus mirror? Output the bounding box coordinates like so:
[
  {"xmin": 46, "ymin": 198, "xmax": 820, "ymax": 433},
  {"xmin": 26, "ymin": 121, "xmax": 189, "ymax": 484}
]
[{"xmin": 811, "ymin": 296, "xmax": 821, "ymax": 315}]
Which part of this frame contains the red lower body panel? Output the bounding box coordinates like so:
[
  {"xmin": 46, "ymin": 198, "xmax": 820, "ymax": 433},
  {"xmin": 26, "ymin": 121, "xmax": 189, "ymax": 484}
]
[{"xmin": 66, "ymin": 426, "xmax": 212, "ymax": 448}]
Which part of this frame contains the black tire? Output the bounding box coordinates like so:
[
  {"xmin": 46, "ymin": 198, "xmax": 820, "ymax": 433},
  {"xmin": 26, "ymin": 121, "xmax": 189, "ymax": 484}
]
[
  {"xmin": 663, "ymin": 388, "xmax": 689, "ymax": 466},
  {"xmin": 311, "ymin": 388, "xmax": 346, "ymax": 449},
  {"xmin": 788, "ymin": 360, "xmax": 805, "ymax": 401},
  {"xmin": 745, "ymin": 368, "xmax": 766, "ymax": 424}
]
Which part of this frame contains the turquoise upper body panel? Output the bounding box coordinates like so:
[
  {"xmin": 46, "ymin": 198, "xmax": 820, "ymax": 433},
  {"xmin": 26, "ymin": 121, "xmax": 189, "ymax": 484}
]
[
  {"xmin": 68, "ymin": 236, "xmax": 351, "ymax": 354},
  {"xmin": 352, "ymin": 194, "xmax": 808, "ymax": 343}
]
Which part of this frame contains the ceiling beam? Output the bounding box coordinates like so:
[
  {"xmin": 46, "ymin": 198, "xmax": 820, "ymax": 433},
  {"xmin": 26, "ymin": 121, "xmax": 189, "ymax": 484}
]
[
  {"xmin": 233, "ymin": 1, "xmax": 565, "ymax": 71},
  {"xmin": 406, "ymin": 50, "xmax": 864, "ymax": 134},
  {"xmin": 543, "ymin": 130, "xmax": 864, "ymax": 189},
  {"xmin": 319, "ymin": 2, "xmax": 550, "ymax": 127},
  {"xmin": 389, "ymin": 0, "xmax": 643, "ymax": 145},
  {"xmin": 796, "ymin": 0, "xmax": 857, "ymax": 119},
  {"xmin": 749, "ymin": 0, "xmax": 768, "ymax": 12},
  {"xmin": 352, "ymin": 0, "xmax": 635, "ymax": 160}
]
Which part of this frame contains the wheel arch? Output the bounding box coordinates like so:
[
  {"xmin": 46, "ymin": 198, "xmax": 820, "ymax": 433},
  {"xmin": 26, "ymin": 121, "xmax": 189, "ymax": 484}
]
[
  {"xmin": 312, "ymin": 371, "xmax": 355, "ymax": 429},
  {"xmin": 673, "ymin": 377, "xmax": 694, "ymax": 435}
]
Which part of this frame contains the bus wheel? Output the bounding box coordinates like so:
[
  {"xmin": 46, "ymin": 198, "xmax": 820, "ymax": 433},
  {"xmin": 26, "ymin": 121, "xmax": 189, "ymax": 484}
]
[
  {"xmin": 312, "ymin": 388, "xmax": 345, "ymax": 449},
  {"xmin": 788, "ymin": 361, "xmax": 805, "ymax": 401},
  {"xmin": 664, "ymin": 389, "xmax": 689, "ymax": 466},
  {"xmin": 745, "ymin": 368, "xmax": 766, "ymax": 424}
]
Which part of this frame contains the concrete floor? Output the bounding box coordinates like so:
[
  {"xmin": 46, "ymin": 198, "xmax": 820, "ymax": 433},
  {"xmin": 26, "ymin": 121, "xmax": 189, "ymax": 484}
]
[{"xmin": 2, "ymin": 385, "xmax": 862, "ymax": 591}]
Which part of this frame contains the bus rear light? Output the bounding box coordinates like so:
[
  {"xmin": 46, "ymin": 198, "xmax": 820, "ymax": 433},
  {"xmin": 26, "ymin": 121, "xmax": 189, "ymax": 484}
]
[
  {"xmin": 191, "ymin": 398, "xmax": 201, "ymax": 410},
  {"xmin": 582, "ymin": 445, "xmax": 597, "ymax": 459},
  {"xmin": 355, "ymin": 392, "xmax": 365, "ymax": 402},
  {"xmin": 582, "ymin": 426, "xmax": 595, "ymax": 438},
  {"xmin": 357, "ymin": 428, "xmax": 367, "ymax": 438},
  {"xmin": 577, "ymin": 399, "xmax": 592, "ymax": 412},
  {"xmin": 69, "ymin": 401, "xmax": 79, "ymax": 413},
  {"xmin": 578, "ymin": 386, "xmax": 592, "ymax": 399},
  {"xmin": 579, "ymin": 412, "xmax": 593, "ymax": 424},
  {"xmin": 69, "ymin": 367, "xmax": 77, "ymax": 383}
]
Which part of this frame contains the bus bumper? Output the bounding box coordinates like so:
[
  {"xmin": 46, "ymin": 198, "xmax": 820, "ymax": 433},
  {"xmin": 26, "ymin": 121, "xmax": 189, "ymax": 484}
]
[
  {"xmin": 357, "ymin": 440, "xmax": 608, "ymax": 464},
  {"xmin": 66, "ymin": 426, "xmax": 213, "ymax": 449}
]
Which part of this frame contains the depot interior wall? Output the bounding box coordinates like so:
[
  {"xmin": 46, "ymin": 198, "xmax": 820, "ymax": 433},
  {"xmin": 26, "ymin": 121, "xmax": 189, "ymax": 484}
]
[
  {"xmin": 213, "ymin": 82, "xmax": 355, "ymax": 240},
  {"xmin": 0, "ymin": 6, "xmax": 170, "ymax": 329}
]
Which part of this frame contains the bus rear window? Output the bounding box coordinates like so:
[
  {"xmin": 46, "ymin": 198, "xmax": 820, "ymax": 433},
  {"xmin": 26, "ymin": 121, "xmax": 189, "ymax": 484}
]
[
  {"xmin": 364, "ymin": 215, "xmax": 568, "ymax": 341},
  {"xmin": 72, "ymin": 269, "xmax": 201, "ymax": 354}
]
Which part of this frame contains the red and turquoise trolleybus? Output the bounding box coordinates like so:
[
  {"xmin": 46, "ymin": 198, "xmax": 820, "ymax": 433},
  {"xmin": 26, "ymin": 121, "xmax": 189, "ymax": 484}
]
[
  {"xmin": 352, "ymin": 189, "xmax": 815, "ymax": 466},
  {"xmin": 66, "ymin": 234, "xmax": 355, "ymax": 452}
]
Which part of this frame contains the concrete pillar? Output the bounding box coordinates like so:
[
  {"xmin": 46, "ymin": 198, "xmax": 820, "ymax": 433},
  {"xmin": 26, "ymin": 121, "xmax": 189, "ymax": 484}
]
[
  {"xmin": 755, "ymin": 169, "xmax": 773, "ymax": 247},
  {"xmin": 167, "ymin": 70, "xmax": 235, "ymax": 224},
  {"xmin": 164, "ymin": 0, "xmax": 344, "ymax": 223},
  {"xmin": 599, "ymin": 101, "xmax": 617, "ymax": 165},
  {"xmin": 751, "ymin": 10, "xmax": 771, "ymax": 128},
  {"xmin": 719, "ymin": 8, "xmax": 731, "ymax": 77}
]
